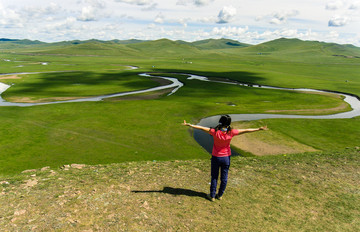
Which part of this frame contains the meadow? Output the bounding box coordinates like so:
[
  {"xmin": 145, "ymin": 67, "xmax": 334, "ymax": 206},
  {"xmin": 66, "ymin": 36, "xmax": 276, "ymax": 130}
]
[{"xmin": 0, "ymin": 38, "xmax": 359, "ymax": 174}]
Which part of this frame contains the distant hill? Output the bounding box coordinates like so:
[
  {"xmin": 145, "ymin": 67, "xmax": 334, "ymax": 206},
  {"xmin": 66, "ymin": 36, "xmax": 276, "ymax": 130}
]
[
  {"xmin": 0, "ymin": 38, "xmax": 45, "ymax": 45},
  {"xmin": 37, "ymin": 41, "xmax": 139, "ymax": 56},
  {"xmin": 125, "ymin": 38, "xmax": 203, "ymax": 56},
  {"xmin": 1, "ymin": 37, "xmax": 359, "ymax": 58},
  {"xmin": 111, "ymin": 39, "xmax": 148, "ymax": 44},
  {"xmin": 190, "ymin": 38, "xmax": 250, "ymax": 50},
  {"xmin": 241, "ymin": 38, "xmax": 360, "ymax": 57}
]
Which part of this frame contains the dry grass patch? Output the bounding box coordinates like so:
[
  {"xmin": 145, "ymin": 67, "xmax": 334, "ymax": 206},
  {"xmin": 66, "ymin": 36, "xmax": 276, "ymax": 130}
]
[
  {"xmin": 5, "ymin": 96, "xmax": 87, "ymax": 103},
  {"xmin": 231, "ymin": 121, "xmax": 318, "ymax": 156}
]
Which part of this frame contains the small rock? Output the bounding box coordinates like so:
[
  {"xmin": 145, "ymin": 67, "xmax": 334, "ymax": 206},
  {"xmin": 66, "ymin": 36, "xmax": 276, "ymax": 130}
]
[
  {"xmin": 107, "ymin": 214, "xmax": 115, "ymax": 219},
  {"xmin": 68, "ymin": 219, "xmax": 77, "ymax": 224},
  {"xmin": 61, "ymin": 165, "xmax": 70, "ymax": 170},
  {"xmin": 41, "ymin": 166, "xmax": 50, "ymax": 171},
  {"xmin": 14, "ymin": 209, "xmax": 26, "ymax": 216},
  {"xmin": 0, "ymin": 181, "xmax": 10, "ymax": 185},
  {"xmin": 71, "ymin": 164, "xmax": 86, "ymax": 169},
  {"xmin": 22, "ymin": 169, "xmax": 37, "ymax": 174},
  {"xmin": 24, "ymin": 179, "xmax": 38, "ymax": 188},
  {"xmin": 49, "ymin": 170, "xmax": 57, "ymax": 176},
  {"xmin": 142, "ymin": 201, "xmax": 150, "ymax": 210}
]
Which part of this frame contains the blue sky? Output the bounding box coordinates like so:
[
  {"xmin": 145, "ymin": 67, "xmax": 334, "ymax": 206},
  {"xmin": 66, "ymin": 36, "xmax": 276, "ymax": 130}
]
[{"xmin": 1, "ymin": 0, "xmax": 359, "ymax": 46}]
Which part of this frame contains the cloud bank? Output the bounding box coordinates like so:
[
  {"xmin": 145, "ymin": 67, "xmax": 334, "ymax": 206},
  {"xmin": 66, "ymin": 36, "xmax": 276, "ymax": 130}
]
[{"xmin": 0, "ymin": 0, "xmax": 359, "ymax": 46}]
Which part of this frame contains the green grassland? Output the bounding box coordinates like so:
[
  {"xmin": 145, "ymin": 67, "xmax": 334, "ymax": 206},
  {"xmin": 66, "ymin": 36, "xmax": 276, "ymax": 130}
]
[{"xmin": 0, "ymin": 38, "xmax": 359, "ymax": 176}]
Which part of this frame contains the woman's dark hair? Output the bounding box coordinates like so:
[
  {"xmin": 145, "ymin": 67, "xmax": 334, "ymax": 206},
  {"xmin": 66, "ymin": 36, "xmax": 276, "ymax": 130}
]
[{"xmin": 214, "ymin": 115, "xmax": 232, "ymax": 133}]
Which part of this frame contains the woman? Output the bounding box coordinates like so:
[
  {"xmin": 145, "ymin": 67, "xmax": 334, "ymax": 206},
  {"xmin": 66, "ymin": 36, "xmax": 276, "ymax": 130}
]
[{"xmin": 183, "ymin": 115, "xmax": 267, "ymax": 201}]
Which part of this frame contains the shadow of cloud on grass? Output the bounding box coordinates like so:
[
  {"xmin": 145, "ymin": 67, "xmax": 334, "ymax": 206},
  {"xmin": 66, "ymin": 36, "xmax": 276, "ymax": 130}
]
[
  {"xmin": 132, "ymin": 187, "xmax": 207, "ymax": 200},
  {"xmin": 4, "ymin": 71, "xmax": 156, "ymax": 98},
  {"xmin": 154, "ymin": 69, "xmax": 266, "ymax": 85}
]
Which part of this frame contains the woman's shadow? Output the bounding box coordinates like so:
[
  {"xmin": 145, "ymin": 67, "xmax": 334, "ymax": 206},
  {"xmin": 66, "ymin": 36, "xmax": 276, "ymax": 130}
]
[{"xmin": 132, "ymin": 187, "xmax": 208, "ymax": 200}]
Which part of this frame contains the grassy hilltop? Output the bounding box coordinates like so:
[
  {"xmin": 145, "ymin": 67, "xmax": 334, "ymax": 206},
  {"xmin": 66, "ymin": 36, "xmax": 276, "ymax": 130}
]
[
  {"xmin": 1, "ymin": 149, "xmax": 359, "ymax": 231},
  {"xmin": 0, "ymin": 37, "xmax": 360, "ymax": 230}
]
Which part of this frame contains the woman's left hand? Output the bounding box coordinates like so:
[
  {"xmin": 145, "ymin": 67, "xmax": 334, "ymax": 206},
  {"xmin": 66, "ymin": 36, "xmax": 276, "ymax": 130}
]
[{"xmin": 183, "ymin": 120, "xmax": 190, "ymax": 126}]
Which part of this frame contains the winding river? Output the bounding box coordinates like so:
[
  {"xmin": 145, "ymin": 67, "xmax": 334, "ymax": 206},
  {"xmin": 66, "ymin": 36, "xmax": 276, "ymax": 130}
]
[{"xmin": 1, "ymin": 71, "xmax": 359, "ymax": 116}]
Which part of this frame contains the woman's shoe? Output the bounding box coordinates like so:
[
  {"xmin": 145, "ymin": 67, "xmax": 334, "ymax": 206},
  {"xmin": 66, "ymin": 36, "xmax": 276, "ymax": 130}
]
[{"xmin": 207, "ymin": 194, "xmax": 215, "ymax": 202}]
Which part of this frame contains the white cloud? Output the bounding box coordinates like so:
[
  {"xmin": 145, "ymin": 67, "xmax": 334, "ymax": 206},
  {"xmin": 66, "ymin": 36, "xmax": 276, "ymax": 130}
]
[
  {"xmin": 23, "ymin": 3, "xmax": 60, "ymax": 18},
  {"xmin": 198, "ymin": 16, "xmax": 217, "ymax": 23},
  {"xmin": 212, "ymin": 26, "xmax": 249, "ymax": 37},
  {"xmin": 154, "ymin": 12, "xmax": 165, "ymax": 24},
  {"xmin": 176, "ymin": 0, "xmax": 214, "ymax": 7},
  {"xmin": 76, "ymin": 0, "xmax": 110, "ymax": 21},
  {"xmin": 256, "ymin": 9, "xmax": 299, "ymax": 25},
  {"xmin": 326, "ymin": 1, "xmax": 344, "ymax": 10},
  {"xmin": 114, "ymin": 0, "xmax": 154, "ymax": 6},
  {"xmin": 142, "ymin": 2, "xmax": 157, "ymax": 10},
  {"xmin": 78, "ymin": 6, "xmax": 97, "ymax": 21},
  {"xmin": 0, "ymin": 4, "xmax": 24, "ymax": 28},
  {"xmin": 80, "ymin": 0, "xmax": 106, "ymax": 9},
  {"xmin": 194, "ymin": 0, "xmax": 214, "ymax": 7},
  {"xmin": 349, "ymin": 1, "xmax": 360, "ymax": 10},
  {"xmin": 328, "ymin": 15, "xmax": 350, "ymax": 26},
  {"xmin": 217, "ymin": 6, "xmax": 237, "ymax": 24},
  {"xmin": 269, "ymin": 10, "xmax": 299, "ymax": 24},
  {"xmin": 177, "ymin": 18, "xmax": 188, "ymax": 27}
]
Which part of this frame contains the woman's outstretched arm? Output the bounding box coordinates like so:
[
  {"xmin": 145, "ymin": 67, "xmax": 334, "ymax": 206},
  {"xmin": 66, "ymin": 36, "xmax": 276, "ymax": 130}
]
[
  {"xmin": 237, "ymin": 125, "xmax": 268, "ymax": 135},
  {"xmin": 182, "ymin": 120, "xmax": 211, "ymax": 133}
]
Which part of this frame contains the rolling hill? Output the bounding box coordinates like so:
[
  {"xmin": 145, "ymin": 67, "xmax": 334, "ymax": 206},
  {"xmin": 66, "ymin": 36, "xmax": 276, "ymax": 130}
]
[
  {"xmin": 240, "ymin": 38, "xmax": 360, "ymax": 57},
  {"xmin": 190, "ymin": 38, "xmax": 250, "ymax": 50},
  {"xmin": 1, "ymin": 37, "xmax": 360, "ymax": 59}
]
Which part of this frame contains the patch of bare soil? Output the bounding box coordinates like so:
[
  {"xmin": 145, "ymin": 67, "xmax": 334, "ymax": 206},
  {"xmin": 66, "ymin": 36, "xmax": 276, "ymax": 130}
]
[
  {"xmin": 6, "ymin": 96, "xmax": 86, "ymax": 103},
  {"xmin": 0, "ymin": 75, "xmax": 22, "ymax": 80}
]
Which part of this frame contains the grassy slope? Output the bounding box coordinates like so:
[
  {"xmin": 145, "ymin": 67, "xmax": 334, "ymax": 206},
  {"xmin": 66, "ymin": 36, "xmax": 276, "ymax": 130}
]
[{"xmin": 0, "ymin": 149, "xmax": 359, "ymax": 231}]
